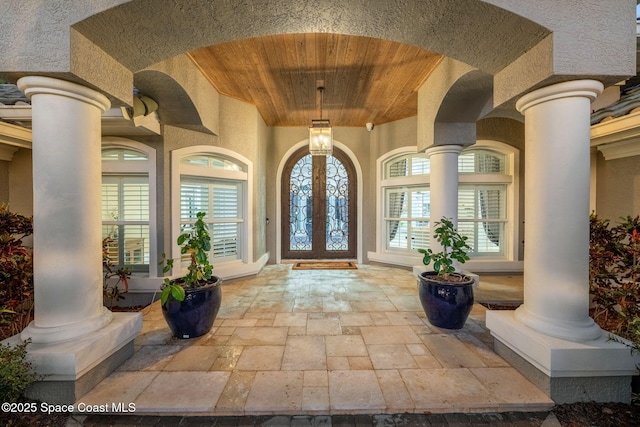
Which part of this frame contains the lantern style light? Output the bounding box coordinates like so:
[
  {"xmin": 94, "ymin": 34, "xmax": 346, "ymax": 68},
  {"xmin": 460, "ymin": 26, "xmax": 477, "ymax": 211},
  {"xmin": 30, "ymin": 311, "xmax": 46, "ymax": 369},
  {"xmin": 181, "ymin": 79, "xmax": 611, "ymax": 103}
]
[{"xmin": 309, "ymin": 87, "xmax": 332, "ymax": 156}]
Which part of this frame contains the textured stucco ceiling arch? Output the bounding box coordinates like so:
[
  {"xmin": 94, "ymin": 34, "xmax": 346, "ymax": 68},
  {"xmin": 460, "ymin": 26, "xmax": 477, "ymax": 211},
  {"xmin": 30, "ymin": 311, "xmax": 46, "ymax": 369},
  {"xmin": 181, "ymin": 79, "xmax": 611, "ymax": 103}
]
[
  {"xmin": 435, "ymin": 70, "xmax": 494, "ymax": 124},
  {"xmin": 64, "ymin": 0, "xmax": 551, "ymax": 107},
  {"xmin": 134, "ymin": 70, "xmax": 204, "ymax": 133},
  {"xmin": 72, "ymin": 0, "xmax": 547, "ymax": 74},
  {"xmin": 417, "ymin": 58, "xmax": 491, "ymax": 150},
  {"xmin": 135, "ymin": 54, "xmax": 221, "ymax": 134},
  {"xmin": 0, "ymin": 1, "xmax": 635, "ymax": 118}
]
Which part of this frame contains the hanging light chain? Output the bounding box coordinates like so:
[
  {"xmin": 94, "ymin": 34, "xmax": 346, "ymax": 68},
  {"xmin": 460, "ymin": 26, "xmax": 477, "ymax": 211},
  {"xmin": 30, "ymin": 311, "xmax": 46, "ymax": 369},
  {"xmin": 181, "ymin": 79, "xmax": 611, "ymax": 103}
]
[{"xmin": 319, "ymin": 86, "xmax": 325, "ymax": 120}]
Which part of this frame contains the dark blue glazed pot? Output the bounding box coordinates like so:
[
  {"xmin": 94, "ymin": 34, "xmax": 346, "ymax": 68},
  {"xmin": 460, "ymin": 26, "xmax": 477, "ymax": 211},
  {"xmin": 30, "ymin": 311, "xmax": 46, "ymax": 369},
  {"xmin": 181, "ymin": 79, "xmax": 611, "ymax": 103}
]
[
  {"xmin": 161, "ymin": 277, "xmax": 222, "ymax": 339},
  {"xmin": 418, "ymin": 271, "xmax": 474, "ymax": 329}
]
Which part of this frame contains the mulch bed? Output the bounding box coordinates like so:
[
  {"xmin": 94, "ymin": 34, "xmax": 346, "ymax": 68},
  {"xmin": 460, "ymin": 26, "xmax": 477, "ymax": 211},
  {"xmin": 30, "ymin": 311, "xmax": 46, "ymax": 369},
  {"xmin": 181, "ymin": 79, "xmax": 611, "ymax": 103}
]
[{"xmin": 553, "ymin": 400, "xmax": 640, "ymax": 427}]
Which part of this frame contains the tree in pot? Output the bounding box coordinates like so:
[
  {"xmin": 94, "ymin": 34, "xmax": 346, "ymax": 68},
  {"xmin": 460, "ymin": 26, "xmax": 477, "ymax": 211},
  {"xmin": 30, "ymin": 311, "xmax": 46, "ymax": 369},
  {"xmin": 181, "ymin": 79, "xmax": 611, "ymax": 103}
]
[
  {"xmin": 161, "ymin": 212, "xmax": 222, "ymax": 339},
  {"xmin": 417, "ymin": 217, "xmax": 474, "ymax": 329}
]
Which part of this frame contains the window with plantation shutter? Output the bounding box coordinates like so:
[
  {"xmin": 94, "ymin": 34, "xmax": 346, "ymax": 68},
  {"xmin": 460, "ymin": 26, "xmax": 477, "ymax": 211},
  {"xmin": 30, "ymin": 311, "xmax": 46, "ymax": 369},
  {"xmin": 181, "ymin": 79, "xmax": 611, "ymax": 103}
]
[
  {"xmin": 101, "ymin": 143, "xmax": 156, "ymax": 273},
  {"xmin": 176, "ymin": 150, "xmax": 248, "ymax": 270},
  {"xmin": 180, "ymin": 178, "xmax": 242, "ymax": 262},
  {"xmin": 378, "ymin": 143, "xmax": 516, "ymax": 262},
  {"xmin": 457, "ymin": 184, "xmax": 507, "ymax": 256},
  {"xmin": 384, "ymin": 187, "xmax": 430, "ymax": 251}
]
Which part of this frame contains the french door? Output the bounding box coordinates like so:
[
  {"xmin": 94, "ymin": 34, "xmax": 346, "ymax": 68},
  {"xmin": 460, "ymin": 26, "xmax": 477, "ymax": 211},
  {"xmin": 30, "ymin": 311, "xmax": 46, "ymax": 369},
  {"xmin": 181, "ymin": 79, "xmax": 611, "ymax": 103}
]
[{"xmin": 282, "ymin": 146, "xmax": 356, "ymax": 259}]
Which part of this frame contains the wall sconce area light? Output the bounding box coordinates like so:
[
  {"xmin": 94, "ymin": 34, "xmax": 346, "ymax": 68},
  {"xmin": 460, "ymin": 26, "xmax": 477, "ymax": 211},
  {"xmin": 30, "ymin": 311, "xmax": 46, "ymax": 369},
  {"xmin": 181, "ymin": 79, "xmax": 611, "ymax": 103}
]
[
  {"xmin": 309, "ymin": 86, "xmax": 333, "ymax": 156},
  {"xmin": 121, "ymin": 88, "xmax": 159, "ymax": 120}
]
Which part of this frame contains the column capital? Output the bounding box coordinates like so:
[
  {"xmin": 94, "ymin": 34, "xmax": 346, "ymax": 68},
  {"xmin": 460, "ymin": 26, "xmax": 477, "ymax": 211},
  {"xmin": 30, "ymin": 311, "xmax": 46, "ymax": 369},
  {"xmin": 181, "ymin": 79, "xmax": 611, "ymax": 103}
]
[
  {"xmin": 18, "ymin": 76, "xmax": 110, "ymax": 112},
  {"xmin": 516, "ymin": 79, "xmax": 603, "ymax": 114},
  {"xmin": 424, "ymin": 144, "xmax": 465, "ymax": 157}
]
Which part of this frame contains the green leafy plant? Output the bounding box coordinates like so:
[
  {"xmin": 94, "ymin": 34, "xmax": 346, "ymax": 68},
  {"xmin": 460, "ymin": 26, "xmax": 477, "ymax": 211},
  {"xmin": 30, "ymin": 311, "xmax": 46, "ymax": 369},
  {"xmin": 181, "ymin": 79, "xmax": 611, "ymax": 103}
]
[
  {"xmin": 160, "ymin": 212, "xmax": 215, "ymax": 306},
  {"xmin": 589, "ymin": 213, "xmax": 640, "ymax": 343},
  {"xmin": 0, "ymin": 339, "xmax": 36, "ymax": 402},
  {"xmin": 102, "ymin": 236, "xmax": 131, "ymax": 309},
  {"xmin": 418, "ymin": 217, "xmax": 471, "ymax": 280},
  {"xmin": 0, "ymin": 204, "xmax": 34, "ymax": 338}
]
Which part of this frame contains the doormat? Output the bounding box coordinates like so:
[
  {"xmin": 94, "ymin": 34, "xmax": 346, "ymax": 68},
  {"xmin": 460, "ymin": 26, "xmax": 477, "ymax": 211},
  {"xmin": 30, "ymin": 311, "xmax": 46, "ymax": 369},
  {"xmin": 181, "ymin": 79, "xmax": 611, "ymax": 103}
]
[{"xmin": 292, "ymin": 261, "xmax": 357, "ymax": 270}]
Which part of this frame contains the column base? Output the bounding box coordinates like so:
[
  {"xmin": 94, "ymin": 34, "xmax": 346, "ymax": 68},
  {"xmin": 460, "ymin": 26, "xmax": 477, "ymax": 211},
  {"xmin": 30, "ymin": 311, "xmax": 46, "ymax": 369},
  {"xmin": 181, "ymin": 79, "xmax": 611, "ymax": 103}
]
[
  {"xmin": 487, "ymin": 310, "xmax": 640, "ymax": 404},
  {"xmin": 514, "ymin": 305, "xmax": 603, "ymax": 342},
  {"xmin": 21, "ymin": 307, "xmax": 114, "ymax": 344},
  {"xmin": 2, "ymin": 312, "xmax": 142, "ymax": 404}
]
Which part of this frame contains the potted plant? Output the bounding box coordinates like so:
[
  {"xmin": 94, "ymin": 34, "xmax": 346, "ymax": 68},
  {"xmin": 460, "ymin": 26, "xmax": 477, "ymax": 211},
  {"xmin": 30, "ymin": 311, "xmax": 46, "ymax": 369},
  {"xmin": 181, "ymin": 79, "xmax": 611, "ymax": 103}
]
[
  {"xmin": 417, "ymin": 217, "xmax": 474, "ymax": 329},
  {"xmin": 160, "ymin": 212, "xmax": 222, "ymax": 339}
]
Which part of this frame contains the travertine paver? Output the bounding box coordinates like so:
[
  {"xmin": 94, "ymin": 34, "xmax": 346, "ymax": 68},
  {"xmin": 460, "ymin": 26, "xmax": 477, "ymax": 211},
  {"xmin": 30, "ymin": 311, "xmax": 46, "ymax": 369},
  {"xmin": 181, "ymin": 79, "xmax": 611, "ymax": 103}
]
[
  {"xmin": 135, "ymin": 371, "xmax": 231, "ymax": 412},
  {"xmin": 400, "ymin": 368, "xmax": 501, "ymax": 409},
  {"xmin": 325, "ymin": 335, "xmax": 368, "ymax": 357},
  {"xmin": 282, "ymin": 335, "xmax": 327, "ymax": 370},
  {"xmin": 328, "ymin": 370, "xmax": 386, "ymax": 411},
  {"xmin": 235, "ymin": 345, "xmax": 284, "ymax": 370},
  {"xmin": 245, "ymin": 371, "xmax": 304, "ymax": 412},
  {"xmin": 76, "ymin": 265, "xmax": 554, "ymax": 417}
]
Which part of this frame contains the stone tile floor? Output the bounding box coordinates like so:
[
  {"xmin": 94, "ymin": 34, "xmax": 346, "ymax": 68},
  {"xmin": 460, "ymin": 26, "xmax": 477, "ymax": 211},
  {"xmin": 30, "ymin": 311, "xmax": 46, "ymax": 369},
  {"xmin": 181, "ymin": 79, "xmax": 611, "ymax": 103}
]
[{"xmin": 75, "ymin": 264, "xmax": 554, "ymax": 421}]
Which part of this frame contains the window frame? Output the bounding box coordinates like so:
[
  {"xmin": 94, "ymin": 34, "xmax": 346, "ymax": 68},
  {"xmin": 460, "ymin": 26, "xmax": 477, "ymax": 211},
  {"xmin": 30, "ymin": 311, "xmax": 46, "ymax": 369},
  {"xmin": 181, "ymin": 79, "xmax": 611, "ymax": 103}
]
[
  {"xmin": 101, "ymin": 137, "xmax": 157, "ymax": 276},
  {"xmin": 171, "ymin": 146, "xmax": 253, "ymax": 277},
  {"xmin": 371, "ymin": 141, "xmax": 519, "ymax": 269}
]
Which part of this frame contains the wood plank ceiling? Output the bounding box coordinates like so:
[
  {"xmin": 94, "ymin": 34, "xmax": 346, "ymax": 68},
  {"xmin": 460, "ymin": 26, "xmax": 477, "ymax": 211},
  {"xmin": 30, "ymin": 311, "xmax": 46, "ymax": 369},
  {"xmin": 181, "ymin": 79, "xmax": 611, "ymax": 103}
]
[{"xmin": 188, "ymin": 33, "xmax": 443, "ymax": 127}]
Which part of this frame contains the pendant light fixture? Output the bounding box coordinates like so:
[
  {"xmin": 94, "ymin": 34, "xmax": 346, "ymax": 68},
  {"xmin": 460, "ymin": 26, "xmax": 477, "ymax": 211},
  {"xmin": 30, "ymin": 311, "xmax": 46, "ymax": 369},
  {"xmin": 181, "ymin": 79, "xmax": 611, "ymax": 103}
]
[{"xmin": 309, "ymin": 86, "xmax": 333, "ymax": 156}]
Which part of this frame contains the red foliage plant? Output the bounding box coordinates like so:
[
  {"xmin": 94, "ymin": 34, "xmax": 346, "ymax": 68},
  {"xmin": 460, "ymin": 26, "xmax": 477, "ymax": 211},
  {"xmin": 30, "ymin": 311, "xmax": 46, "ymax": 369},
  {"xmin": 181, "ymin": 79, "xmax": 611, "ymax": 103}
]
[
  {"xmin": 0, "ymin": 204, "xmax": 34, "ymax": 337},
  {"xmin": 589, "ymin": 214, "xmax": 640, "ymax": 342}
]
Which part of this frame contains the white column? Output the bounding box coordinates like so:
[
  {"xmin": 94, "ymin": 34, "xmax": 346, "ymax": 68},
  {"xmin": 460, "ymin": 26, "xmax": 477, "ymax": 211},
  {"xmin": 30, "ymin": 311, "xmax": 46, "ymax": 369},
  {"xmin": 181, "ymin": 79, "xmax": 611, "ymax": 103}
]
[
  {"xmin": 424, "ymin": 144, "xmax": 463, "ymax": 252},
  {"xmin": 515, "ymin": 80, "xmax": 603, "ymax": 341},
  {"xmin": 18, "ymin": 76, "xmax": 113, "ymax": 344}
]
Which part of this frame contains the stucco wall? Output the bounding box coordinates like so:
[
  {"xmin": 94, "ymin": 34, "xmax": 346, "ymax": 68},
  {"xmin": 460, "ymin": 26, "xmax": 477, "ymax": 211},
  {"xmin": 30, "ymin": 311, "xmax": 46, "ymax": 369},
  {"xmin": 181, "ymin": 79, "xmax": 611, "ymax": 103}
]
[
  {"xmin": 217, "ymin": 95, "xmax": 268, "ymax": 261},
  {"xmin": 596, "ymin": 153, "xmax": 640, "ymax": 221},
  {"xmin": 0, "ymin": 161, "xmax": 8, "ymax": 204},
  {"xmin": 6, "ymin": 149, "xmax": 33, "ymax": 216},
  {"xmin": 373, "ymin": 116, "xmax": 418, "ymax": 160}
]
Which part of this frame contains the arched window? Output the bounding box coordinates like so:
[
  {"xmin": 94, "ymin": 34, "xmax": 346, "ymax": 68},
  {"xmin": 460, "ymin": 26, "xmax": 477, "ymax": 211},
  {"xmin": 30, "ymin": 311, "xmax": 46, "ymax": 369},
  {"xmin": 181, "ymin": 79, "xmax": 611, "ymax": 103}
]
[
  {"xmin": 101, "ymin": 139, "xmax": 157, "ymax": 274},
  {"xmin": 373, "ymin": 141, "xmax": 519, "ymax": 268},
  {"xmin": 171, "ymin": 146, "xmax": 252, "ymax": 275}
]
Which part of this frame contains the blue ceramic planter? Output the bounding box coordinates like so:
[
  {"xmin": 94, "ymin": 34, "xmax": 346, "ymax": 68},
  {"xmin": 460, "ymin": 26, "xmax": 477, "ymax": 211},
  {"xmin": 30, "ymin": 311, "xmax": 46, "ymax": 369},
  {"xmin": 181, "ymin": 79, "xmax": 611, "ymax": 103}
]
[
  {"xmin": 418, "ymin": 271, "xmax": 474, "ymax": 329},
  {"xmin": 161, "ymin": 277, "xmax": 222, "ymax": 339}
]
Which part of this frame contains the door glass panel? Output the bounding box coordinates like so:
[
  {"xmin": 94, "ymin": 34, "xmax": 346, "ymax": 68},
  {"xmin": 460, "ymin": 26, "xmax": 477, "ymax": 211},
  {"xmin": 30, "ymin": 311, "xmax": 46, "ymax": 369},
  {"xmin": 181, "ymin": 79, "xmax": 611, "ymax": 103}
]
[
  {"xmin": 289, "ymin": 154, "xmax": 313, "ymax": 251},
  {"xmin": 326, "ymin": 155, "xmax": 349, "ymax": 251}
]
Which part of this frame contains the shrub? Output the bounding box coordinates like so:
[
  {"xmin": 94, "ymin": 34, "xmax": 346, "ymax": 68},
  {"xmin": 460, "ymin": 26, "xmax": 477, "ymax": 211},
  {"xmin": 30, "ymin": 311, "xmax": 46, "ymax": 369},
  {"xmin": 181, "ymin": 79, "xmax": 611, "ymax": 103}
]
[
  {"xmin": 589, "ymin": 214, "xmax": 640, "ymax": 343},
  {"xmin": 102, "ymin": 236, "xmax": 131, "ymax": 309},
  {"xmin": 0, "ymin": 204, "xmax": 34, "ymax": 338},
  {"xmin": 0, "ymin": 339, "xmax": 35, "ymax": 402}
]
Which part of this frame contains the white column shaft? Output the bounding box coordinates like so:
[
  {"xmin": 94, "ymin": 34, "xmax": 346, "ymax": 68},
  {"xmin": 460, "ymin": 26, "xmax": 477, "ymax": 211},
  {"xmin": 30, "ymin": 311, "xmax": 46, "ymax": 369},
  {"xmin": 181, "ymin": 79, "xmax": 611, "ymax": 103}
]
[
  {"xmin": 18, "ymin": 76, "xmax": 112, "ymax": 343},
  {"xmin": 425, "ymin": 145, "xmax": 463, "ymax": 253},
  {"xmin": 515, "ymin": 80, "xmax": 603, "ymax": 341}
]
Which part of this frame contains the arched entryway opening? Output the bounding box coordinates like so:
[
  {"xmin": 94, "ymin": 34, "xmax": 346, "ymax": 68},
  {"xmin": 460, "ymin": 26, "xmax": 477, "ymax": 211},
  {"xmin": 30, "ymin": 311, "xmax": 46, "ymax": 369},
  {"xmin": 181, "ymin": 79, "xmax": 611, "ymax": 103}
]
[{"xmin": 281, "ymin": 145, "xmax": 357, "ymax": 260}]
